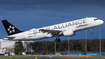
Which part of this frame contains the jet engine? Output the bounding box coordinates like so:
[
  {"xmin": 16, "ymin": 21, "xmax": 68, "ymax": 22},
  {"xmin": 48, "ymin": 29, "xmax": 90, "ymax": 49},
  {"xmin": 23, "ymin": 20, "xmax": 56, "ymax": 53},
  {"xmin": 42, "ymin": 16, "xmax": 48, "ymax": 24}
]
[
  {"xmin": 63, "ymin": 30, "xmax": 75, "ymax": 36},
  {"xmin": 46, "ymin": 33, "xmax": 52, "ymax": 38}
]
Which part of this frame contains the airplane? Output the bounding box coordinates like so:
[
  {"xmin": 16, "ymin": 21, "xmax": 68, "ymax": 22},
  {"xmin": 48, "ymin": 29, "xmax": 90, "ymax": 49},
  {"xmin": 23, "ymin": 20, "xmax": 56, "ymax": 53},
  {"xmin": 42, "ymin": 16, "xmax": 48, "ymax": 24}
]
[{"xmin": 1, "ymin": 17, "xmax": 104, "ymax": 42}]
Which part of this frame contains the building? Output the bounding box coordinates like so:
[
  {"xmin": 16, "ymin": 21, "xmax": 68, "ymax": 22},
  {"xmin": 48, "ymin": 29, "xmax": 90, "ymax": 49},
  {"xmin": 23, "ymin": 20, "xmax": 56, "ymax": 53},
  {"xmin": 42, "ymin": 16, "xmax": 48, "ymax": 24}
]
[
  {"xmin": 0, "ymin": 39, "xmax": 15, "ymax": 49},
  {"xmin": 0, "ymin": 39, "xmax": 34, "ymax": 54}
]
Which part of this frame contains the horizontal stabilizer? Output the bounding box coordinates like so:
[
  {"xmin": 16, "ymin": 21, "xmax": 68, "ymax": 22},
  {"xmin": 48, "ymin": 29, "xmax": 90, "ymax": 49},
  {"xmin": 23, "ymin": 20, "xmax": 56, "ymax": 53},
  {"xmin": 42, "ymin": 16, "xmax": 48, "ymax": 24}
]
[{"xmin": 3, "ymin": 36, "xmax": 15, "ymax": 40}]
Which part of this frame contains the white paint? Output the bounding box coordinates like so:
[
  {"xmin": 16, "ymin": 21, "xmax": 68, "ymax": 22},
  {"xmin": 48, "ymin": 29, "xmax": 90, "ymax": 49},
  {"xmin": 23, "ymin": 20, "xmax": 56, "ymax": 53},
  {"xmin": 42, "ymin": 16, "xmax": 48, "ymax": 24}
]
[{"xmin": 2, "ymin": 17, "xmax": 104, "ymax": 41}]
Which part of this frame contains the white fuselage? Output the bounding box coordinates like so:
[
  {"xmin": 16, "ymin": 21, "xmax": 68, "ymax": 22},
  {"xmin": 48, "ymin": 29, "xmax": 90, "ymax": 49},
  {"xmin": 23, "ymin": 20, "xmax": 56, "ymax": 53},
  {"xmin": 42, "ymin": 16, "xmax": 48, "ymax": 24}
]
[{"xmin": 4, "ymin": 17, "xmax": 104, "ymax": 41}]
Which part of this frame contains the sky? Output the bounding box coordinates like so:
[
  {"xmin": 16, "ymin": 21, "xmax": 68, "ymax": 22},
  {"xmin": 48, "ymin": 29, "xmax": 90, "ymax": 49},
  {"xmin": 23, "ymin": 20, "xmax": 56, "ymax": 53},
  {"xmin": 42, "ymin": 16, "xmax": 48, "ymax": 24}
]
[{"xmin": 0, "ymin": 0, "xmax": 105, "ymax": 41}]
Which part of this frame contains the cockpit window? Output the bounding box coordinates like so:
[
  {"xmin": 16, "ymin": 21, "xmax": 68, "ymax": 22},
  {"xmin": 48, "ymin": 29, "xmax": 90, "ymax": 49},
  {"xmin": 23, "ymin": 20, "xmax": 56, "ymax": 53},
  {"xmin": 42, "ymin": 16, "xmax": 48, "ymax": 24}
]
[{"xmin": 94, "ymin": 19, "xmax": 98, "ymax": 21}]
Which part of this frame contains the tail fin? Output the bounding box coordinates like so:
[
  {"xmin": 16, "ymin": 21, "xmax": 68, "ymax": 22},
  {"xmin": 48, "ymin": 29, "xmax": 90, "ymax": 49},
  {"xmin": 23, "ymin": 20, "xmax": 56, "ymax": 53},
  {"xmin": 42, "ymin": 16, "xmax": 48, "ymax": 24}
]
[{"xmin": 2, "ymin": 20, "xmax": 23, "ymax": 35}]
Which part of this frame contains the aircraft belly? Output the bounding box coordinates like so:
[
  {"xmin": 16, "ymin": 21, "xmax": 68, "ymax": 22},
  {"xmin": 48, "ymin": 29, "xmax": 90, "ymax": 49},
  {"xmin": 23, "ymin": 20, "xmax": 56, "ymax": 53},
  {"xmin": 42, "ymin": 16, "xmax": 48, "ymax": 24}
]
[
  {"xmin": 13, "ymin": 34, "xmax": 46, "ymax": 41},
  {"xmin": 26, "ymin": 33, "xmax": 47, "ymax": 40}
]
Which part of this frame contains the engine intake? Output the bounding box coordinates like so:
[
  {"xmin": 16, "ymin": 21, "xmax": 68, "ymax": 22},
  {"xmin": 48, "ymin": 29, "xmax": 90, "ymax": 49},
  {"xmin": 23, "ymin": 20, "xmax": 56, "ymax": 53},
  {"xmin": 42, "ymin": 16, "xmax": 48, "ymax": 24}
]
[{"xmin": 63, "ymin": 30, "xmax": 75, "ymax": 36}]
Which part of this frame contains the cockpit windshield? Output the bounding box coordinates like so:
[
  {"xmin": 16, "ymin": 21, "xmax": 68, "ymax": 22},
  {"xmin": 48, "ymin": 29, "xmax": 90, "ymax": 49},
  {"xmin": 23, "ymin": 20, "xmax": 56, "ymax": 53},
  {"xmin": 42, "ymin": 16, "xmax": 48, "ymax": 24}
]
[{"xmin": 94, "ymin": 19, "xmax": 98, "ymax": 21}]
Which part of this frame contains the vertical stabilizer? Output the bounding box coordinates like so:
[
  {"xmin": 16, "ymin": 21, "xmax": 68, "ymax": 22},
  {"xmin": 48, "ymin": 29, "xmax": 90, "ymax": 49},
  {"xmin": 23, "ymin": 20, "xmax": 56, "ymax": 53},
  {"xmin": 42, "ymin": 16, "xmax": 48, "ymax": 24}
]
[{"xmin": 2, "ymin": 20, "xmax": 23, "ymax": 35}]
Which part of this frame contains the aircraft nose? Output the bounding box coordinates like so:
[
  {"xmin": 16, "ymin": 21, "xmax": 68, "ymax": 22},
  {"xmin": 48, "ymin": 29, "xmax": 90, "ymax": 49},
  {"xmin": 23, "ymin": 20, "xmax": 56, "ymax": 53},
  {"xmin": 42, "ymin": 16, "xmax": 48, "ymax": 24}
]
[
  {"xmin": 97, "ymin": 20, "xmax": 104, "ymax": 26},
  {"xmin": 100, "ymin": 20, "xmax": 104, "ymax": 24}
]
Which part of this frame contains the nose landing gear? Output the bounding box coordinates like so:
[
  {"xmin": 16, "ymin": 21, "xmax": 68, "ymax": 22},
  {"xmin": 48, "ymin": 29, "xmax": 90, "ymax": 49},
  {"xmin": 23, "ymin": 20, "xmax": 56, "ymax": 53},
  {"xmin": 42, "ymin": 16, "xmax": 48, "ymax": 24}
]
[{"xmin": 89, "ymin": 28, "xmax": 93, "ymax": 34}]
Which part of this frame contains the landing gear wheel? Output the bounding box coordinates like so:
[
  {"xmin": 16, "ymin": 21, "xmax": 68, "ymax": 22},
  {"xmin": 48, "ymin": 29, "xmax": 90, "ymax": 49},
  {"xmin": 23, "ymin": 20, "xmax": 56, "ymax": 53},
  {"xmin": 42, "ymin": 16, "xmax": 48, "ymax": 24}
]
[
  {"xmin": 55, "ymin": 37, "xmax": 60, "ymax": 42},
  {"xmin": 55, "ymin": 38, "xmax": 57, "ymax": 42},
  {"xmin": 58, "ymin": 38, "xmax": 60, "ymax": 42},
  {"xmin": 91, "ymin": 32, "xmax": 93, "ymax": 34}
]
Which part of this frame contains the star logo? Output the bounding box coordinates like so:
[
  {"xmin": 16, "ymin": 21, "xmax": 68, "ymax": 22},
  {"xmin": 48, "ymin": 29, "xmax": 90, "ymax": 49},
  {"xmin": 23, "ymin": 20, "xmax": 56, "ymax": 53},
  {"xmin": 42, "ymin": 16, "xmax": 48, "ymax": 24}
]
[{"xmin": 7, "ymin": 26, "xmax": 15, "ymax": 33}]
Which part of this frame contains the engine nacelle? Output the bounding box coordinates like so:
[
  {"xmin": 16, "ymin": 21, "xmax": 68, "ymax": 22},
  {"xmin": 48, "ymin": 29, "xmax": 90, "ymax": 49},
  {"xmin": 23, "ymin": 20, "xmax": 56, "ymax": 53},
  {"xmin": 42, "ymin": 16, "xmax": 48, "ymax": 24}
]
[
  {"xmin": 63, "ymin": 30, "xmax": 75, "ymax": 36},
  {"xmin": 46, "ymin": 33, "xmax": 52, "ymax": 38}
]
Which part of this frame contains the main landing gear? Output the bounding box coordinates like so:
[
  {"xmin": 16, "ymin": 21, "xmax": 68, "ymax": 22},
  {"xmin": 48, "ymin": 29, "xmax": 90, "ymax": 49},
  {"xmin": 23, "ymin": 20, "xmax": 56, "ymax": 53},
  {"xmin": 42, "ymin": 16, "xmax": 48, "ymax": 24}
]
[{"xmin": 55, "ymin": 37, "xmax": 60, "ymax": 42}]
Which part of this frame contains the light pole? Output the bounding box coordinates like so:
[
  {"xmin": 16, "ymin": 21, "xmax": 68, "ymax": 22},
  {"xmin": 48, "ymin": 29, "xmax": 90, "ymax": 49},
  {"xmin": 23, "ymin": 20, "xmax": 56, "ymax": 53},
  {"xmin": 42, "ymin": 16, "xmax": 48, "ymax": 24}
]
[
  {"xmin": 68, "ymin": 37, "xmax": 70, "ymax": 55},
  {"xmin": 99, "ymin": 28, "xmax": 101, "ymax": 56},
  {"xmin": 85, "ymin": 30, "xmax": 87, "ymax": 55},
  {"xmin": 0, "ymin": 40, "xmax": 1, "ymax": 49},
  {"xmin": 55, "ymin": 41, "xmax": 56, "ymax": 55}
]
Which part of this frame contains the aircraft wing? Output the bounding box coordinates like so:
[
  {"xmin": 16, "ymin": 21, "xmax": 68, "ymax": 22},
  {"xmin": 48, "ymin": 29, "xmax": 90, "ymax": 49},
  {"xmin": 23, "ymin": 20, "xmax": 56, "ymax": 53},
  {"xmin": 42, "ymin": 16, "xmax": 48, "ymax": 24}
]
[{"xmin": 39, "ymin": 29, "xmax": 62, "ymax": 36}]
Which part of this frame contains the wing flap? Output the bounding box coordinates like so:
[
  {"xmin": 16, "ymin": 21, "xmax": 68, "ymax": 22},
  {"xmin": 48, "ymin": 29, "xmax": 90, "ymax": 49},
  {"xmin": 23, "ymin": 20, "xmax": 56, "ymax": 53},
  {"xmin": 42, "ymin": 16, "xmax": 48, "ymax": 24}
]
[
  {"xmin": 39, "ymin": 29, "xmax": 62, "ymax": 32},
  {"xmin": 39, "ymin": 29, "xmax": 62, "ymax": 36}
]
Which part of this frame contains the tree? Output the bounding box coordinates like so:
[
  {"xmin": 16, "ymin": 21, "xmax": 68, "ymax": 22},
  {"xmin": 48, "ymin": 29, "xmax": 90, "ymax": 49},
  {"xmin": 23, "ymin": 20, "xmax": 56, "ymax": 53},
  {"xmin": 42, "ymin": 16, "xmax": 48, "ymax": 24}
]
[
  {"xmin": 14, "ymin": 41, "xmax": 25, "ymax": 55},
  {"xmin": 29, "ymin": 38, "xmax": 105, "ymax": 55}
]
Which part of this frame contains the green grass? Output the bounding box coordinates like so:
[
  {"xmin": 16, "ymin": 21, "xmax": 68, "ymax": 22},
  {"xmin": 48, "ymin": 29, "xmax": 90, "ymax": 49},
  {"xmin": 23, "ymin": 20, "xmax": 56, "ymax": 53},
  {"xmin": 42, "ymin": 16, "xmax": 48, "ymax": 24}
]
[
  {"xmin": 1, "ymin": 55, "xmax": 105, "ymax": 59},
  {"xmin": 52, "ymin": 56, "xmax": 105, "ymax": 59},
  {"xmin": 0, "ymin": 56, "xmax": 33, "ymax": 59}
]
